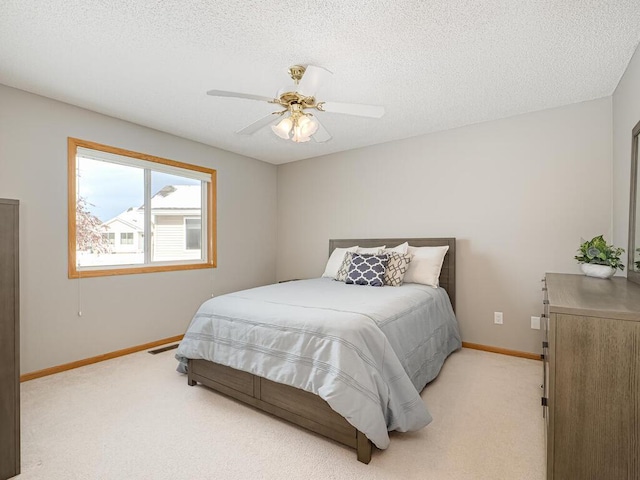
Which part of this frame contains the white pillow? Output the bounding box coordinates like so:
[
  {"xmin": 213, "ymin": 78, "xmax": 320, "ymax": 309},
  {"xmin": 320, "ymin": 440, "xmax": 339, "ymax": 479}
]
[
  {"xmin": 403, "ymin": 245, "xmax": 449, "ymax": 287},
  {"xmin": 357, "ymin": 246, "xmax": 385, "ymax": 254},
  {"xmin": 322, "ymin": 246, "xmax": 359, "ymax": 278},
  {"xmin": 384, "ymin": 242, "xmax": 409, "ymax": 254}
]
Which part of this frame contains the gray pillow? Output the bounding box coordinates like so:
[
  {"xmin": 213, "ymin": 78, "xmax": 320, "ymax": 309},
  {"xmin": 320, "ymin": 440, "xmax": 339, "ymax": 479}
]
[{"xmin": 345, "ymin": 253, "xmax": 389, "ymax": 287}]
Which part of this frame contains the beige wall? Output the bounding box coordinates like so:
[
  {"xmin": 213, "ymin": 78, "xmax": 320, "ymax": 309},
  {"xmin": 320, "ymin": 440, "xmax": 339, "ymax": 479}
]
[
  {"xmin": 613, "ymin": 43, "xmax": 640, "ymax": 261},
  {"xmin": 277, "ymin": 98, "xmax": 613, "ymax": 354},
  {"xmin": 0, "ymin": 84, "xmax": 278, "ymax": 373},
  {"xmin": 0, "ymin": 77, "xmax": 620, "ymax": 370}
]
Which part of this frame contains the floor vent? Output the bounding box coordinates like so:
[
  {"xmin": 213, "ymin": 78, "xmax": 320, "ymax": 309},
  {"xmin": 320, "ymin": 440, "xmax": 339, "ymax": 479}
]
[{"xmin": 148, "ymin": 344, "xmax": 179, "ymax": 355}]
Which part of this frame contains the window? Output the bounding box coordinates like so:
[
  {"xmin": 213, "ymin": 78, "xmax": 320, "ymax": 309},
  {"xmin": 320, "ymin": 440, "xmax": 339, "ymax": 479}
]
[
  {"xmin": 102, "ymin": 232, "xmax": 115, "ymax": 245},
  {"xmin": 120, "ymin": 232, "xmax": 134, "ymax": 245},
  {"xmin": 185, "ymin": 218, "xmax": 201, "ymax": 250},
  {"xmin": 68, "ymin": 137, "xmax": 216, "ymax": 278}
]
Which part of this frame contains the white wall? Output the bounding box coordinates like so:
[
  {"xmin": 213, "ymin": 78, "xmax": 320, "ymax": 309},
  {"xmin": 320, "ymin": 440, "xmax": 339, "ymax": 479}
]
[
  {"xmin": 0, "ymin": 84, "xmax": 278, "ymax": 373},
  {"xmin": 613, "ymin": 43, "xmax": 640, "ymax": 258},
  {"xmin": 277, "ymin": 98, "xmax": 613, "ymax": 354}
]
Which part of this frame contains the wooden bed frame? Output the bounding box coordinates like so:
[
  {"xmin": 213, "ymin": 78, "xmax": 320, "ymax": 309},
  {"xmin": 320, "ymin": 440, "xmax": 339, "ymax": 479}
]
[{"xmin": 187, "ymin": 237, "xmax": 456, "ymax": 464}]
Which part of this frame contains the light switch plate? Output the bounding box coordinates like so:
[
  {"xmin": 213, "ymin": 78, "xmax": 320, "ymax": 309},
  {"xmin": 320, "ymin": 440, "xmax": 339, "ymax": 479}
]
[{"xmin": 531, "ymin": 316, "xmax": 541, "ymax": 329}]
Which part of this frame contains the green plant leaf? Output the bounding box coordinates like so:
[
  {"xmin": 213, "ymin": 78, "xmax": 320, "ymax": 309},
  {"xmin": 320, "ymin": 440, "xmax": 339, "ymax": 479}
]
[{"xmin": 575, "ymin": 235, "xmax": 625, "ymax": 270}]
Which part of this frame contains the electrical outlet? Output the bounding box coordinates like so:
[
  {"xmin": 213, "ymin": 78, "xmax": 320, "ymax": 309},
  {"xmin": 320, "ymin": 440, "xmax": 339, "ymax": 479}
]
[
  {"xmin": 494, "ymin": 312, "xmax": 503, "ymax": 325},
  {"xmin": 531, "ymin": 316, "xmax": 541, "ymax": 330}
]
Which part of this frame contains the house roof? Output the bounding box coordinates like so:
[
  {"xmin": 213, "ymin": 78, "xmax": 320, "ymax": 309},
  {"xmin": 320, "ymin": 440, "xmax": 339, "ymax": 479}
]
[
  {"xmin": 103, "ymin": 185, "xmax": 201, "ymax": 226},
  {"xmin": 151, "ymin": 185, "xmax": 201, "ymax": 210},
  {"xmin": 103, "ymin": 208, "xmax": 144, "ymax": 231}
]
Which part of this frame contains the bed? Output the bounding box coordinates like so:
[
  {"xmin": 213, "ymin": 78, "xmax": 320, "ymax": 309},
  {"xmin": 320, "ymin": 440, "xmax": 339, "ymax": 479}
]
[{"xmin": 176, "ymin": 237, "xmax": 460, "ymax": 463}]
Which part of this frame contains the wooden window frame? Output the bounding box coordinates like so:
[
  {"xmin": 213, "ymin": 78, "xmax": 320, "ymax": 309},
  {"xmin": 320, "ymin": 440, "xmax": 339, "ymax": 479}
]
[{"xmin": 68, "ymin": 137, "xmax": 217, "ymax": 278}]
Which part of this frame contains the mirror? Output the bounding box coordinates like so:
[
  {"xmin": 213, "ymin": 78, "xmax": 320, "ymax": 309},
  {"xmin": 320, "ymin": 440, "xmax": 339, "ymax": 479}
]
[{"xmin": 627, "ymin": 119, "xmax": 640, "ymax": 285}]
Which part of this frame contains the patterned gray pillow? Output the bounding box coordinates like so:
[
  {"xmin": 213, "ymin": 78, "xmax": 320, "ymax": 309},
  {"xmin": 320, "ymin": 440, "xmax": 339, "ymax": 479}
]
[
  {"xmin": 384, "ymin": 252, "xmax": 413, "ymax": 286},
  {"xmin": 335, "ymin": 251, "xmax": 355, "ymax": 282},
  {"xmin": 345, "ymin": 254, "xmax": 389, "ymax": 287}
]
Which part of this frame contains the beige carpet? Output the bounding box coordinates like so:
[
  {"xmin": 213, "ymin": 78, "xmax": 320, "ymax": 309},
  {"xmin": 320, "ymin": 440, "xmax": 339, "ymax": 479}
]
[{"xmin": 19, "ymin": 347, "xmax": 544, "ymax": 479}]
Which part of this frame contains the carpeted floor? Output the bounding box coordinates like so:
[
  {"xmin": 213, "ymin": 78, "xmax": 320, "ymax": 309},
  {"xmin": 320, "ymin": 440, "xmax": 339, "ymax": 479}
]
[{"xmin": 19, "ymin": 347, "xmax": 544, "ymax": 479}]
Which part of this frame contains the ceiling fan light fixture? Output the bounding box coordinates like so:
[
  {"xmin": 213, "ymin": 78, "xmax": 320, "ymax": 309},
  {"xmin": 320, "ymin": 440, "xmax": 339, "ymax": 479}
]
[
  {"xmin": 207, "ymin": 63, "xmax": 385, "ymax": 145},
  {"xmin": 271, "ymin": 116, "xmax": 293, "ymax": 139},
  {"xmin": 272, "ymin": 109, "xmax": 318, "ymax": 143},
  {"xmin": 297, "ymin": 114, "xmax": 319, "ymax": 138},
  {"xmin": 291, "ymin": 129, "xmax": 311, "ymax": 143}
]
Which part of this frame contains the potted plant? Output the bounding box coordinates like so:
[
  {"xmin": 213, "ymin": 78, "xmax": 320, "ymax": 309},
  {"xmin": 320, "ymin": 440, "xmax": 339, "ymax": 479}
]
[{"xmin": 575, "ymin": 235, "xmax": 625, "ymax": 278}]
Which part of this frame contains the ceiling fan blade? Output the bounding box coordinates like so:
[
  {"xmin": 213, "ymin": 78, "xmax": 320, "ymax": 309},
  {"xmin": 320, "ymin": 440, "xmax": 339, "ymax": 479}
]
[
  {"xmin": 312, "ymin": 118, "xmax": 332, "ymax": 143},
  {"xmin": 319, "ymin": 102, "xmax": 385, "ymax": 118},
  {"xmin": 206, "ymin": 89, "xmax": 275, "ymax": 103},
  {"xmin": 236, "ymin": 113, "xmax": 281, "ymax": 135},
  {"xmin": 296, "ymin": 65, "xmax": 333, "ymax": 97}
]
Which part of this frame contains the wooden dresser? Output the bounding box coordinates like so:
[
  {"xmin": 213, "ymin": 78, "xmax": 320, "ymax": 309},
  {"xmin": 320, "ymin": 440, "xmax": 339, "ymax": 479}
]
[
  {"xmin": 0, "ymin": 199, "xmax": 19, "ymax": 480},
  {"xmin": 542, "ymin": 273, "xmax": 639, "ymax": 480}
]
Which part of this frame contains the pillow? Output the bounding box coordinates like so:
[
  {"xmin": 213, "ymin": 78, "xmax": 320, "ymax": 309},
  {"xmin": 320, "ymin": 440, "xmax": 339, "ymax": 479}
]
[
  {"xmin": 322, "ymin": 246, "xmax": 359, "ymax": 279},
  {"xmin": 335, "ymin": 251, "xmax": 355, "ymax": 282},
  {"xmin": 346, "ymin": 253, "xmax": 389, "ymax": 287},
  {"xmin": 357, "ymin": 246, "xmax": 385, "ymax": 254},
  {"xmin": 384, "ymin": 242, "xmax": 409, "ymax": 254},
  {"xmin": 383, "ymin": 252, "xmax": 413, "ymax": 286},
  {"xmin": 402, "ymin": 245, "xmax": 449, "ymax": 287}
]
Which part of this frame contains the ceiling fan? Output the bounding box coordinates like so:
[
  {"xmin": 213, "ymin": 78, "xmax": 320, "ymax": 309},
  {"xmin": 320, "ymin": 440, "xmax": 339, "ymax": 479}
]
[{"xmin": 206, "ymin": 65, "xmax": 385, "ymax": 143}]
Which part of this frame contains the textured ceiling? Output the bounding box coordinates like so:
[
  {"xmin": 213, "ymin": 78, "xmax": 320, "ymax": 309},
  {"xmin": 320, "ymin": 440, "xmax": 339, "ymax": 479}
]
[{"xmin": 1, "ymin": 1, "xmax": 639, "ymax": 165}]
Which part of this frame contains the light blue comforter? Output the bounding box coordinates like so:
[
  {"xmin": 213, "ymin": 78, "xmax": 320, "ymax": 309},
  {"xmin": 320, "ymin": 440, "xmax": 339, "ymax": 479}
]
[{"xmin": 176, "ymin": 278, "xmax": 461, "ymax": 449}]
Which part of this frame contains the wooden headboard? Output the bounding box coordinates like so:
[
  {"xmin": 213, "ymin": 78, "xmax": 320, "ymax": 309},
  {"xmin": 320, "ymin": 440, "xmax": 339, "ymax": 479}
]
[{"xmin": 328, "ymin": 238, "xmax": 456, "ymax": 311}]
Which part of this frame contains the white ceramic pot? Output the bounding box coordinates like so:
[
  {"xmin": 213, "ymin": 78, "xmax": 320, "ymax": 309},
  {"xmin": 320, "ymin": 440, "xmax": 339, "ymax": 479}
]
[{"xmin": 580, "ymin": 263, "xmax": 616, "ymax": 279}]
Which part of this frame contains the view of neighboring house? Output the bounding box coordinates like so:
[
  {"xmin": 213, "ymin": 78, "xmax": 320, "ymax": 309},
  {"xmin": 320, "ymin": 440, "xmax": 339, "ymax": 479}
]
[
  {"xmin": 82, "ymin": 184, "xmax": 202, "ymax": 266},
  {"xmin": 148, "ymin": 184, "xmax": 202, "ymax": 262},
  {"xmin": 101, "ymin": 207, "xmax": 144, "ymax": 254}
]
